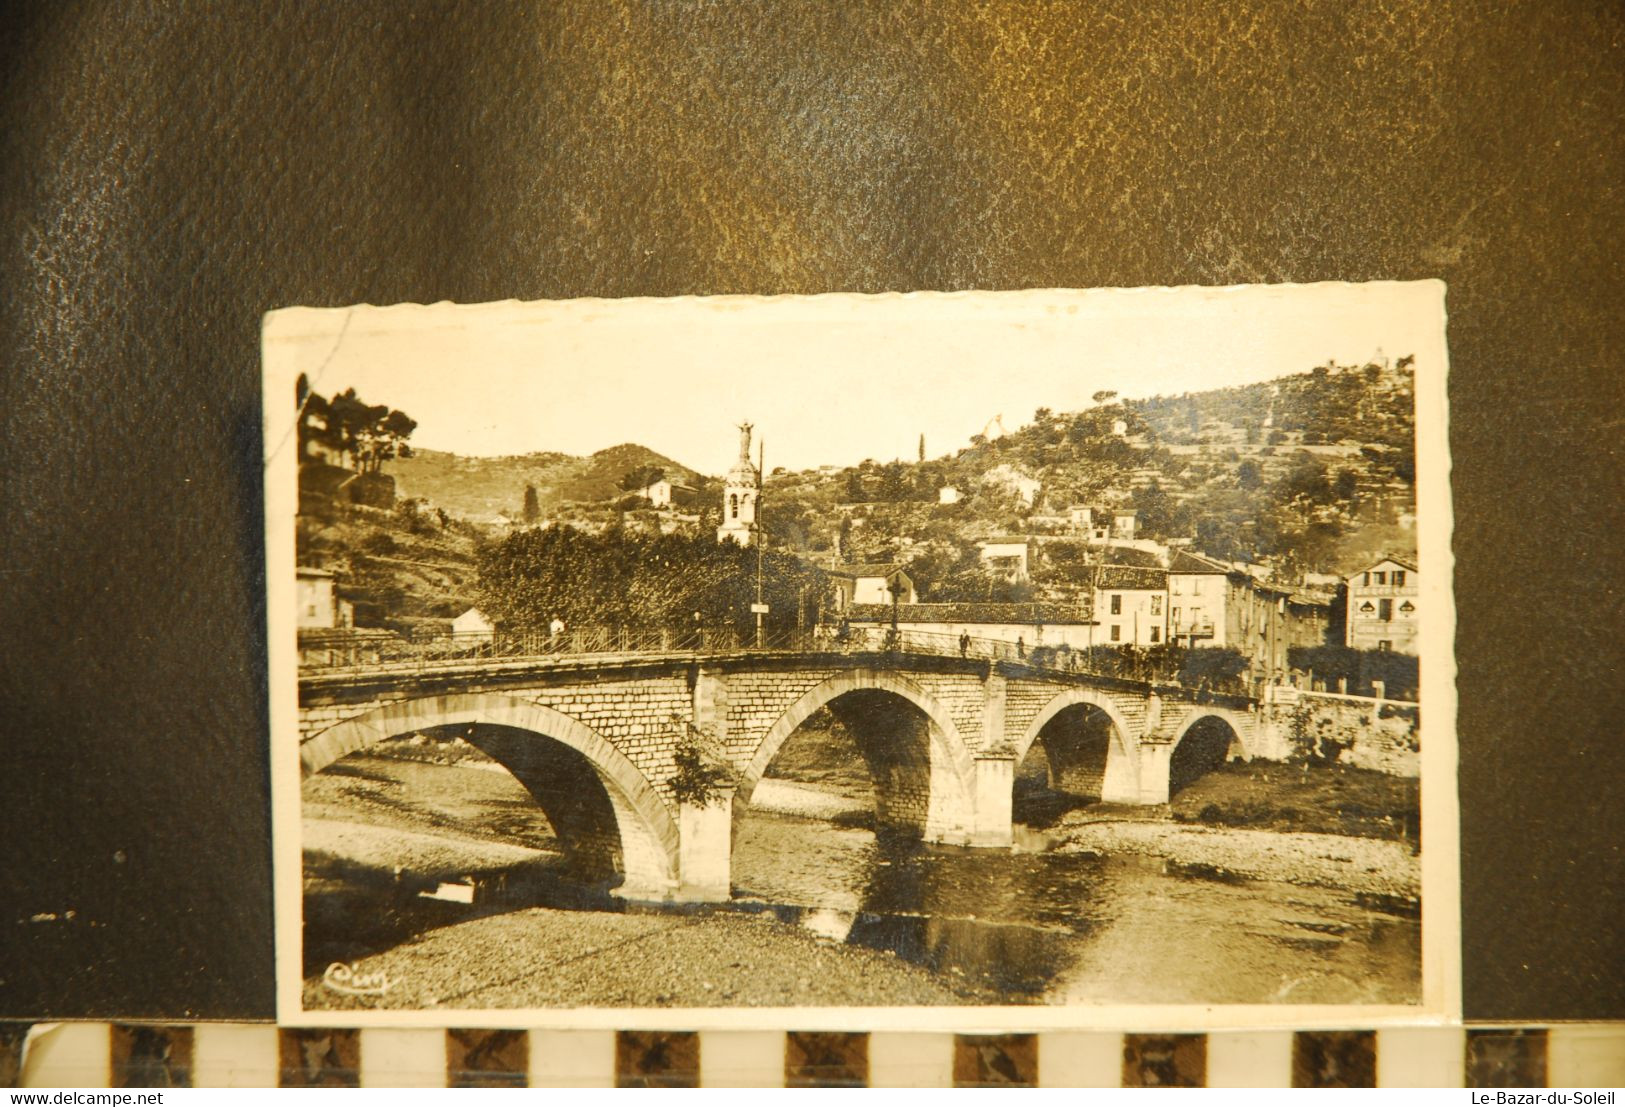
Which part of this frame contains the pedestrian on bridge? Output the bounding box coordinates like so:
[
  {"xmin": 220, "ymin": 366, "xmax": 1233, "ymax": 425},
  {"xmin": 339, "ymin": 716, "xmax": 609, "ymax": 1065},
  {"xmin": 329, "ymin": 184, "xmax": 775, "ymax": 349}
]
[{"xmin": 959, "ymin": 631, "xmax": 970, "ymax": 657}]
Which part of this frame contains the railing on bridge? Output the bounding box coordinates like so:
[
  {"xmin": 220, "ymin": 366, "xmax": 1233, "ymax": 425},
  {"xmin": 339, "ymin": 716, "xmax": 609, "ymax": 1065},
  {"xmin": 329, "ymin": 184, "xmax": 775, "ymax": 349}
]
[{"xmin": 296, "ymin": 622, "xmax": 1250, "ymax": 697}]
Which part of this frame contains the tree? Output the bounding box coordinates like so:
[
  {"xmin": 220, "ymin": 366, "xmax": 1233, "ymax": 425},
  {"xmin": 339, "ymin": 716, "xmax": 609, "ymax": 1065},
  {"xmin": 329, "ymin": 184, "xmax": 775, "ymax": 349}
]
[
  {"xmin": 619, "ymin": 464, "xmax": 665, "ymax": 493},
  {"xmin": 1131, "ymin": 481, "xmax": 1179, "ymax": 538},
  {"xmin": 1179, "ymin": 647, "xmax": 1249, "ymax": 691},
  {"xmin": 319, "ymin": 387, "xmax": 416, "ymax": 474},
  {"xmin": 1237, "ymin": 459, "xmax": 1263, "ymax": 490},
  {"xmin": 918, "ymin": 433, "xmax": 925, "ymax": 463},
  {"xmin": 476, "ymin": 527, "xmax": 828, "ymax": 641},
  {"xmin": 523, "ymin": 484, "xmax": 541, "ymax": 524},
  {"xmin": 842, "ymin": 470, "xmax": 867, "ymax": 503},
  {"xmin": 878, "ymin": 460, "xmax": 909, "ymax": 502},
  {"xmin": 1092, "ymin": 390, "xmax": 1118, "ymax": 405},
  {"xmin": 1331, "ymin": 468, "xmax": 1359, "ymax": 504}
]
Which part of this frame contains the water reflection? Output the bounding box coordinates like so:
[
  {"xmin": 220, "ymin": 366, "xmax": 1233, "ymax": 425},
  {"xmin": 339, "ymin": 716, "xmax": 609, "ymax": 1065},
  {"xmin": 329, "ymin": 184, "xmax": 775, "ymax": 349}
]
[{"xmin": 731, "ymin": 808, "xmax": 1421, "ymax": 1005}]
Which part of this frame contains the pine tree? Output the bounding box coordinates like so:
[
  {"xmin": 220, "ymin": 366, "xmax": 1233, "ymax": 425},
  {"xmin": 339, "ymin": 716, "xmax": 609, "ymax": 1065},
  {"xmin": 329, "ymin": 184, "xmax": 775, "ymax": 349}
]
[{"xmin": 523, "ymin": 484, "xmax": 541, "ymax": 524}]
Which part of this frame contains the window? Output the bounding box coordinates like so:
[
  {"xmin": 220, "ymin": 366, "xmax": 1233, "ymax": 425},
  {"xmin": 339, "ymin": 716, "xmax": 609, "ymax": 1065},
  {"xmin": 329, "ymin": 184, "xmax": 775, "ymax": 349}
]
[
  {"xmin": 729, "ymin": 493, "xmax": 738, "ymax": 519},
  {"xmin": 1377, "ymin": 640, "xmax": 1392, "ymax": 652},
  {"xmin": 1399, "ymin": 600, "xmax": 1415, "ymax": 614},
  {"xmin": 1359, "ymin": 601, "xmax": 1376, "ymax": 613},
  {"xmin": 1193, "ymin": 578, "xmax": 1204, "ymax": 595},
  {"xmin": 1173, "ymin": 606, "xmax": 1182, "ymax": 626},
  {"xmin": 305, "ymin": 604, "xmax": 317, "ymax": 617},
  {"xmin": 1151, "ymin": 595, "xmax": 1163, "ymax": 616},
  {"xmin": 1110, "ymin": 594, "xmax": 1122, "ymax": 615},
  {"xmin": 1171, "ymin": 577, "xmax": 1183, "ymax": 595},
  {"xmin": 1150, "ymin": 626, "xmax": 1161, "ymax": 643},
  {"xmin": 1362, "ymin": 572, "xmax": 1370, "ymax": 586},
  {"xmin": 1379, "ymin": 598, "xmax": 1393, "ymax": 621},
  {"xmin": 1392, "ymin": 570, "xmax": 1407, "ymax": 587},
  {"xmin": 1110, "ymin": 625, "xmax": 1121, "ymax": 641}
]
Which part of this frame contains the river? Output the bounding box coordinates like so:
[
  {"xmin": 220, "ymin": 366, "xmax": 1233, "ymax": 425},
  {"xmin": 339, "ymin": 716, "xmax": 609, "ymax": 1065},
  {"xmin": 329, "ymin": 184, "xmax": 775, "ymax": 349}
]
[
  {"xmin": 303, "ymin": 753, "xmax": 1420, "ymax": 1006},
  {"xmin": 732, "ymin": 803, "xmax": 1419, "ymax": 1006}
]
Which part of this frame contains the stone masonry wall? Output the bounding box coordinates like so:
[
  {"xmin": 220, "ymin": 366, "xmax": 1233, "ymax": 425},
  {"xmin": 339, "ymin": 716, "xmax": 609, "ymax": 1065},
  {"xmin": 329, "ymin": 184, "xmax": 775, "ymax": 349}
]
[
  {"xmin": 1261, "ymin": 693, "xmax": 1420, "ymax": 777},
  {"xmin": 298, "ymin": 696, "xmax": 387, "ymax": 742},
  {"xmin": 718, "ymin": 668, "xmax": 840, "ymax": 766},
  {"xmin": 994, "ymin": 679, "xmax": 1147, "ymax": 756},
  {"xmin": 910, "ymin": 670, "xmax": 990, "ymax": 750},
  {"xmin": 527, "ymin": 676, "xmax": 696, "ymax": 803}
]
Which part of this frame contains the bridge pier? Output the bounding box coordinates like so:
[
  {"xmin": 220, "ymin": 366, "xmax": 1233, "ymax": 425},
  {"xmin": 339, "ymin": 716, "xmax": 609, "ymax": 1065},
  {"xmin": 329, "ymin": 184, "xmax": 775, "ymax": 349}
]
[
  {"xmin": 1134, "ymin": 742, "xmax": 1175, "ymax": 805},
  {"xmin": 676, "ymin": 796, "xmax": 734, "ymax": 901},
  {"xmin": 1101, "ymin": 741, "xmax": 1145, "ymax": 804},
  {"xmin": 970, "ymin": 757, "xmax": 1014, "ymax": 846}
]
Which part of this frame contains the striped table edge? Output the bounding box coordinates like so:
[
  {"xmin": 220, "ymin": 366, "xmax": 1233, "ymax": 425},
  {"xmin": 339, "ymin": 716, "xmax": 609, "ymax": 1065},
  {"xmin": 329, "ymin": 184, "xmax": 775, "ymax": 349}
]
[{"xmin": 4, "ymin": 1024, "xmax": 1621, "ymax": 1088}]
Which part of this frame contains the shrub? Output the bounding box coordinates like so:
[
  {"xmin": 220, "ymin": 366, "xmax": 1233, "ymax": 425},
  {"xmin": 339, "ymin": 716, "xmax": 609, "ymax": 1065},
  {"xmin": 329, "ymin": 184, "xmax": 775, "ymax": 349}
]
[{"xmin": 668, "ymin": 735, "xmax": 734, "ymax": 808}]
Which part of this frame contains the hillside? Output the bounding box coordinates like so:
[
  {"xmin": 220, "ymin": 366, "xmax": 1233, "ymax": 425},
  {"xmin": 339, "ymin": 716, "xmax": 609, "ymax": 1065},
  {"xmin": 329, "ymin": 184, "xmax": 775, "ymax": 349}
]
[
  {"xmin": 302, "ymin": 356, "xmax": 1419, "ymax": 631},
  {"xmin": 390, "ymin": 444, "xmax": 702, "ymax": 522},
  {"xmin": 756, "ymin": 357, "xmax": 1418, "ymax": 588},
  {"xmin": 297, "ymin": 498, "xmax": 485, "ymax": 636}
]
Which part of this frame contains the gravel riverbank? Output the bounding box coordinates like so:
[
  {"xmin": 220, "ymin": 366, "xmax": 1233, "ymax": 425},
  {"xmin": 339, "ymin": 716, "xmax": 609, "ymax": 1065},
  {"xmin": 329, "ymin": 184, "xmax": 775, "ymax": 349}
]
[
  {"xmin": 1050, "ymin": 811, "xmax": 1420, "ymax": 899},
  {"xmin": 305, "ymin": 903, "xmax": 977, "ymax": 1010}
]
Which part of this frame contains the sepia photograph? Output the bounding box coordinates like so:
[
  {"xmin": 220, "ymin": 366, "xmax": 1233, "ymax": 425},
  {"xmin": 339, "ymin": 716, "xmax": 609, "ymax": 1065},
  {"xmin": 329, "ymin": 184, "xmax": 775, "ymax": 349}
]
[{"xmin": 264, "ymin": 284, "xmax": 1457, "ymax": 1028}]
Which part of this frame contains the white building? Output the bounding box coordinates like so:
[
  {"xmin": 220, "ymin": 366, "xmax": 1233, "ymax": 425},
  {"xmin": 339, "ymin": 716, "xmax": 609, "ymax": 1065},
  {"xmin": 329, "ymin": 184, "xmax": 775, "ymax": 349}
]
[
  {"xmin": 1167, "ymin": 550, "xmax": 1233, "ymax": 647},
  {"xmin": 977, "ymin": 538, "xmax": 1031, "ymax": 582},
  {"xmin": 451, "ymin": 606, "xmax": 495, "ymax": 644},
  {"xmin": 716, "ymin": 422, "xmax": 760, "ymax": 547},
  {"xmin": 296, "ymin": 566, "xmax": 352, "ymax": 629},
  {"xmin": 828, "ymin": 563, "xmax": 918, "ymax": 610},
  {"xmin": 640, "ymin": 477, "xmax": 700, "ymax": 509},
  {"xmin": 1093, "ymin": 565, "xmax": 1169, "ymax": 646},
  {"xmin": 938, "ymin": 485, "xmax": 962, "ymax": 505},
  {"xmin": 843, "ymin": 602, "xmax": 1097, "ymax": 653},
  {"xmin": 1345, "ymin": 556, "xmax": 1419, "ymax": 653}
]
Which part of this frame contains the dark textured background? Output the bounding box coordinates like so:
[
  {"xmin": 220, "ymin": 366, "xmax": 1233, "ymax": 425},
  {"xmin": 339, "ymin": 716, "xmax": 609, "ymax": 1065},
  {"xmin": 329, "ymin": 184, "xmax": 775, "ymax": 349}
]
[{"xmin": 0, "ymin": 1, "xmax": 1619, "ymax": 1021}]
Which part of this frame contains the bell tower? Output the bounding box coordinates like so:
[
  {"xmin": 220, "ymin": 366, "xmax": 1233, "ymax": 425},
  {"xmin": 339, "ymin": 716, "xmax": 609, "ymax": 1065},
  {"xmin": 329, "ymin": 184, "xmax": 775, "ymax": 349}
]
[{"xmin": 716, "ymin": 421, "xmax": 759, "ymax": 547}]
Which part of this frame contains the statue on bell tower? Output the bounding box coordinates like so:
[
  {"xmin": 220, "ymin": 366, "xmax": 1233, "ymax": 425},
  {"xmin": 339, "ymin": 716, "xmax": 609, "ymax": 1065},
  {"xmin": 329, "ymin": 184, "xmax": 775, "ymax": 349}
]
[{"xmin": 717, "ymin": 420, "xmax": 759, "ymax": 547}]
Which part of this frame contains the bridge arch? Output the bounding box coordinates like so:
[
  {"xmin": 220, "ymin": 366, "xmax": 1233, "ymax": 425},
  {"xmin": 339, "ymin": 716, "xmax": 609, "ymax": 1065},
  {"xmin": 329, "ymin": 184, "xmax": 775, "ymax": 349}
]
[
  {"xmin": 735, "ymin": 669, "xmax": 977, "ymax": 844},
  {"xmin": 1014, "ymin": 688, "xmax": 1141, "ymax": 806},
  {"xmin": 1166, "ymin": 706, "xmax": 1253, "ymax": 798},
  {"xmin": 300, "ymin": 692, "xmax": 678, "ymax": 895}
]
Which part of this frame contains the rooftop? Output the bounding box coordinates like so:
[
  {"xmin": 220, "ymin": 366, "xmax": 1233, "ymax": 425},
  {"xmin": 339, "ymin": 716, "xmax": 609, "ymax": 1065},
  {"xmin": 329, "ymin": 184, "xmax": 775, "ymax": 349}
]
[
  {"xmin": 1096, "ymin": 565, "xmax": 1168, "ymax": 590},
  {"xmin": 1347, "ymin": 553, "xmax": 1420, "ymax": 577},
  {"xmin": 846, "ymin": 602, "xmax": 1093, "ymax": 625},
  {"xmin": 1168, "ymin": 550, "xmax": 1232, "ymax": 575},
  {"xmin": 829, "ymin": 561, "xmax": 907, "ymax": 579}
]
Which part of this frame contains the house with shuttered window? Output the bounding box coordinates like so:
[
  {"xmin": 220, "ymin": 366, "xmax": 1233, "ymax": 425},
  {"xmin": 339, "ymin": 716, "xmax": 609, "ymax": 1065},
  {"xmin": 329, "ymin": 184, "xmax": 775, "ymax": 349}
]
[{"xmin": 1344, "ymin": 555, "xmax": 1420, "ymax": 654}]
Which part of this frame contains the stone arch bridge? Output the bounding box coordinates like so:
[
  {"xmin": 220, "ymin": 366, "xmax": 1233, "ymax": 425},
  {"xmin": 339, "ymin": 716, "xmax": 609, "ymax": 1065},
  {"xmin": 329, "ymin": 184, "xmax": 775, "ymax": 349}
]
[{"xmin": 298, "ymin": 649, "xmax": 1260, "ymax": 900}]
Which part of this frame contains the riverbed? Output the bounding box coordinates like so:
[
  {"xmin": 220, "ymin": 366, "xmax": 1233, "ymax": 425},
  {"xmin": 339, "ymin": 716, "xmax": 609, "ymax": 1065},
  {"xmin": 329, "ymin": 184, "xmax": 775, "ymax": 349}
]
[{"xmin": 302, "ymin": 752, "xmax": 1420, "ymax": 1008}]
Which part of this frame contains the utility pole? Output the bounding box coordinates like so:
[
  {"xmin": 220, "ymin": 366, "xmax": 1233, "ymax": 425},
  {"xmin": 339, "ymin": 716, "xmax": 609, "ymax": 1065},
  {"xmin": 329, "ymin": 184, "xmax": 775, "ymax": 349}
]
[{"xmin": 754, "ymin": 435, "xmax": 766, "ymax": 649}]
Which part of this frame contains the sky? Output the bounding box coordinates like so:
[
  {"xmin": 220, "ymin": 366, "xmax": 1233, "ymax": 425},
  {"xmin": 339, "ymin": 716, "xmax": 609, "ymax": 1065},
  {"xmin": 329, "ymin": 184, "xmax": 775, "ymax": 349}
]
[{"xmin": 264, "ymin": 283, "xmax": 1446, "ymax": 477}]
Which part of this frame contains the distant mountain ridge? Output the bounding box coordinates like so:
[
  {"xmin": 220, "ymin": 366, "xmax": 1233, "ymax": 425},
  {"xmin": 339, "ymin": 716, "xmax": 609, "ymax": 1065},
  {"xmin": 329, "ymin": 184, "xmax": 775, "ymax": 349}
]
[{"xmin": 390, "ymin": 443, "xmax": 702, "ymax": 520}]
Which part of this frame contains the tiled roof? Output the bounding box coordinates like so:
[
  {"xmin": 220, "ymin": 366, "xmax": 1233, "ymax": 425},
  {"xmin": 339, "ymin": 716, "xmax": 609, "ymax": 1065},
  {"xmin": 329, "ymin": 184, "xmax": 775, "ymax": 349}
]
[
  {"xmin": 1347, "ymin": 553, "xmax": 1419, "ymax": 575},
  {"xmin": 1096, "ymin": 565, "xmax": 1167, "ymax": 590},
  {"xmin": 1169, "ymin": 550, "xmax": 1231, "ymax": 574},
  {"xmin": 846, "ymin": 602, "xmax": 1092, "ymax": 625}
]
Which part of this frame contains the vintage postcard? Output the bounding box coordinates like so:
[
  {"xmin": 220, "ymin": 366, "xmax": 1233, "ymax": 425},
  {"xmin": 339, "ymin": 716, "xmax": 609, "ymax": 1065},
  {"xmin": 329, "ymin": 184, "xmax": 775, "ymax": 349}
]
[{"xmin": 264, "ymin": 284, "xmax": 1458, "ymax": 1029}]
